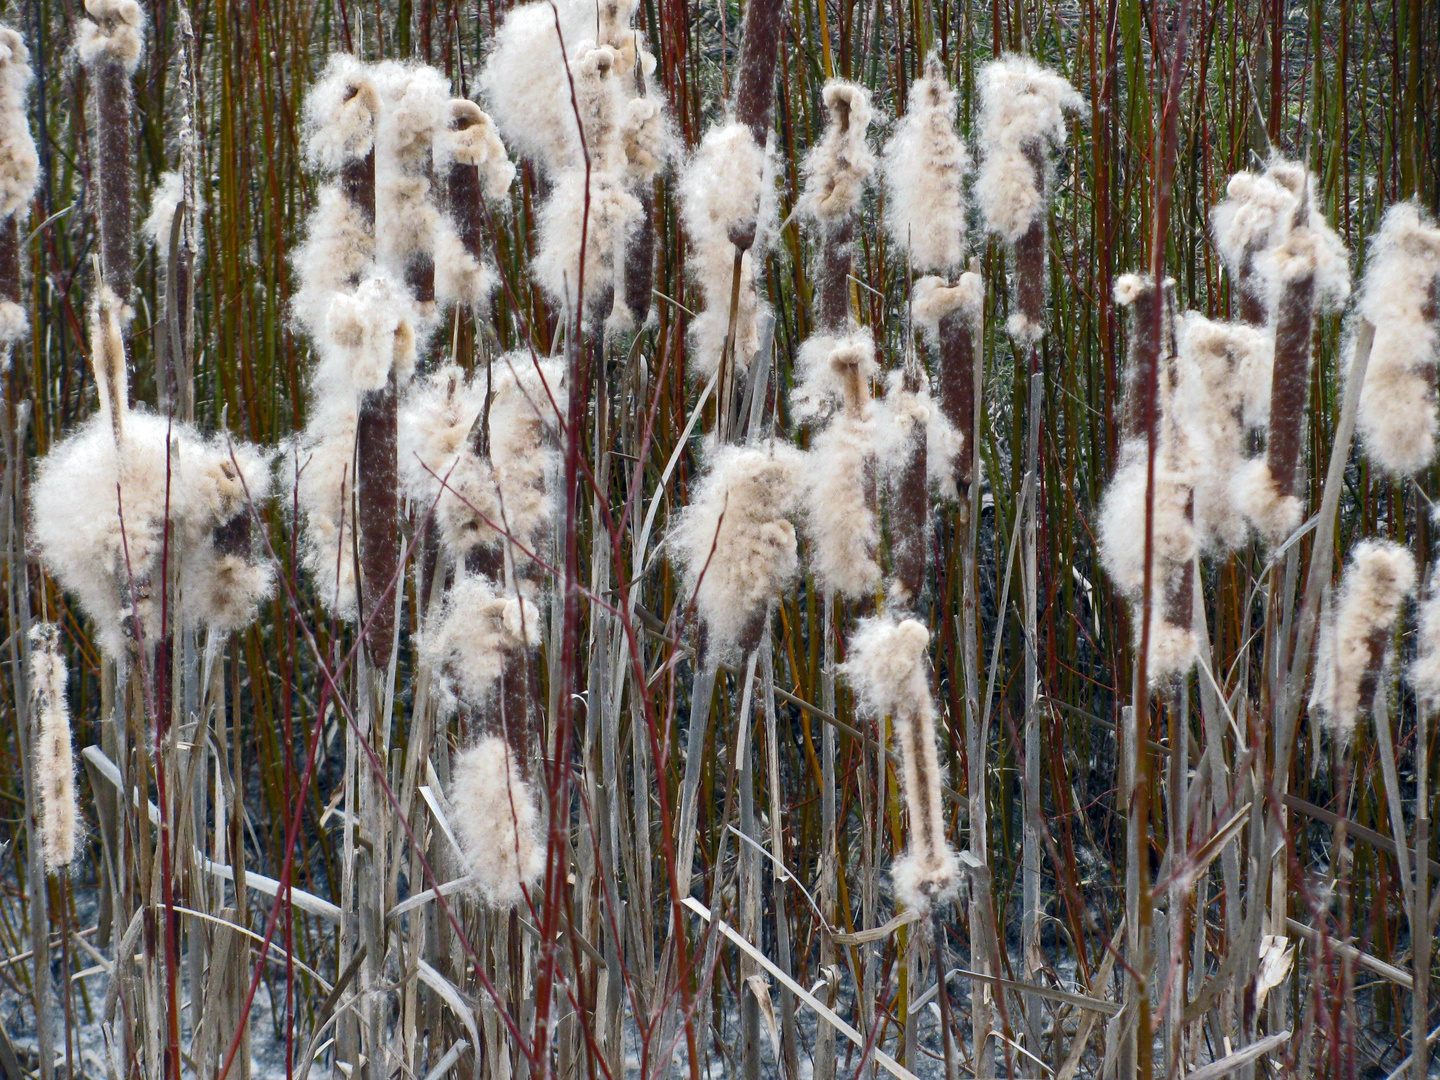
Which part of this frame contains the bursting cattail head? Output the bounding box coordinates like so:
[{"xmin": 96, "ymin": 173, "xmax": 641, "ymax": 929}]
[
  {"xmin": 1097, "ymin": 442, "xmax": 1197, "ymax": 599},
  {"xmin": 450, "ymin": 735, "xmax": 546, "ymax": 907},
  {"xmin": 872, "ymin": 368, "xmax": 964, "ymax": 501},
  {"xmin": 77, "ymin": 0, "xmax": 145, "ymax": 73},
  {"xmin": 679, "ymin": 120, "xmax": 776, "ymax": 378},
  {"xmin": 791, "ymin": 329, "xmax": 876, "ymax": 423},
  {"xmin": 973, "ymin": 54, "xmax": 1082, "ymax": 245},
  {"xmin": 533, "ymin": 169, "xmax": 640, "ymax": 317},
  {"xmin": 320, "ymin": 272, "xmax": 420, "ymax": 394},
  {"xmin": 911, "ymin": 273, "xmax": 985, "ymax": 345},
  {"xmin": 399, "ymin": 365, "xmax": 503, "ymax": 561},
  {"xmin": 802, "ymin": 411, "xmax": 880, "ymax": 600},
  {"xmin": 291, "ymin": 185, "xmax": 377, "ymax": 340},
  {"xmin": 0, "ymin": 27, "xmax": 38, "ymax": 220},
  {"xmin": 1311, "ymin": 539, "xmax": 1416, "ymax": 741},
  {"xmin": 423, "ymin": 573, "xmax": 542, "ymax": 713},
  {"xmin": 619, "ymin": 95, "xmax": 676, "ymax": 185},
  {"xmin": 30, "ymin": 623, "xmax": 79, "ymax": 872},
  {"xmin": 843, "ymin": 616, "xmax": 931, "ymax": 719},
  {"xmin": 439, "ymin": 100, "xmax": 516, "ymax": 198},
  {"xmin": 302, "ymin": 53, "xmax": 380, "ymax": 170},
  {"xmin": 1352, "ymin": 202, "xmax": 1440, "ymax": 476},
  {"xmin": 487, "ymin": 353, "xmax": 565, "ymax": 569},
  {"xmin": 289, "ymin": 399, "xmax": 360, "ymax": 619},
  {"xmin": 882, "ymin": 55, "xmax": 969, "ymax": 275},
  {"xmin": 669, "ymin": 440, "xmax": 802, "ymax": 657},
  {"xmin": 374, "ymin": 61, "xmax": 449, "ymax": 172},
  {"xmin": 799, "ymin": 80, "xmax": 875, "ymax": 226}
]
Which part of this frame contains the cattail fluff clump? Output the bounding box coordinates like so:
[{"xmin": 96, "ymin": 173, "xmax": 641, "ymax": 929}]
[
  {"xmin": 1175, "ymin": 313, "xmax": 1273, "ymax": 551},
  {"xmin": 78, "ymin": 0, "xmax": 145, "ymax": 310},
  {"xmin": 0, "ymin": 27, "xmax": 37, "ymax": 365},
  {"xmin": 1209, "ymin": 166, "xmax": 1302, "ymax": 325},
  {"xmin": 798, "ymin": 80, "xmax": 874, "ymax": 329},
  {"xmin": 680, "ymin": 121, "xmax": 777, "ymax": 378},
  {"xmin": 486, "ymin": 355, "xmax": 565, "ymax": 579},
  {"xmin": 1311, "ymin": 540, "xmax": 1416, "ymax": 741},
  {"xmin": 1410, "ymin": 558, "xmax": 1440, "ymax": 709},
  {"xmin": 450, "ymin": 735, "xmax": 546, "ymax": 907},
  {"xmin": 873, "ymin": 368, "xmax": 964, "ymax": 503},
  {"xmin": 434, "ymin": 101, "xmax": 513, "ymax": 311},
  {"xmin": 843, "ymin": 618, "xmax": 958, "ymax": 911},
  {"xmin": 882, "ymin": 54, "xmax": 969, "ymax": 276},
  {"xmin": 423, "ymin": 573, "xmax": 542, "ymax": 714},
  {"xmin": 669, "ymin": 441, "xmax": 802, "ymax": 657},
  {"xmin": 1098, "ymin": 275, "xmax": 1198, "ymax": 682},
  {"xmin": 799, "ymin": 337, "xmax": 881, "ymax": 600},
  {"xmin": 533, "ymin": 42, "xmax": 641, "ymax": 320},
  {"xmin": 30, "ymin": 624, "xmax": 79, "ymax": 872},
  {"xmin": 1352, "ymin": 203, "xmax": 1440, "ymax": 475},
  {"xmin": 973, "ymin": 54, "xmax": 1081, "ymax": 344}
]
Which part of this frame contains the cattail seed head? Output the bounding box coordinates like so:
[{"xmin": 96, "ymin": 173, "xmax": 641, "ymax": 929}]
[
  {"xmin": 791, "ymin": 330, "xmax": 876, "ymax": 423},
  {"xmin": 450, "ymin": 735, "xmax": 546, "ymax": 907},
  {"xmin": 29, "ymin": 623, "xmax": 79, "ymax": 873},
  {"xmin": 423, "ymin": 573, "xmax": 542, "ymax": 713},
  {"xmin": 1410, "ymin": 556, "xmax": 1440, "ymax": 709},
  {"xmin": 799, "ymin": 80, "xmax": 875, "ymax": 226},
  {"xmin": 0, "ymin": 27, "xmax": 38, "ymax": 222},
  {"xmin": 77, "ymin": 0, "xmax": 145, "ymax": 73}
]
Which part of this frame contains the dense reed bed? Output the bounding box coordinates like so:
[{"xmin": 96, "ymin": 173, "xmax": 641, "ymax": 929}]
[{"xmin": 1, "ymin": 0, "xmax": 1438, "ymax": 1078}]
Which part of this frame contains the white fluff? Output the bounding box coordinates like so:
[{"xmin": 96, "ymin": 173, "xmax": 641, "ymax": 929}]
[
  {"xmin": 1234, "ymin": 456, "xmax": 1302, "ymax": 546},
  {"xmin": 668, "ymin": 440, "xmax": 802, "ymax": 656},
  {"xmin": 1410, "ymin": 560, "xmax": 1440, "ymax": 709},
  {"xmin": 32, "ymin": 412, "xmax": 274, "ymax": 656},
  {"xmin": 143, "ymin": 169, "xmax": 203, "ymax": 254},
  {"xmin": 1353, "ymin": 203, "xmax": 1440, "ymax": 476},
  {"xmin": 882, "ymin": 57, "xmax": 968, "ymax": 275},
  {"xmin": 399, "ymin": 365, "xmax": 503, "ymax": 560},
  {"xmin": 911, "ymin": 273, "xmax": 985, "ymax": 345},
  {"xmin": 423, "ymin": 572, "xmax": 542, "ymax": 712},
  {"xmin": 488, "ymin": 354, "xmax": 565, "ymax": 572},
  {"xmin": 534, "ymin": 168, "xmax": 640, "ymax": 316},
  {"xmin": 290, "ymin": 398, "xmax": 360, "ymax": 619},
  {"xmin": 680, "ymin": 122, "xmax": 777, "ymax": 378},
  {"xmin": 973, "ymin": 54, "xmax": 1082, "ymax": 244},
  {"xmin": 1097, "ymin": 440, "xmax": 1197, "ymax": 597},
  {"xmin": 1210, "ymin": 168, "xmax": 1298, "ymax": 286},
  {"xmin": 291, "ymin": 185, "xmax": 376, "ymax": 341},
  {"xmin": 842, "ymin": 618, "xmax": 959, "ymax": 911},
  {"xmin": 373, "ymin": 63, "xmax": 450, "ymax": 309},
  {"xmin": 620, "ymin": 95, "xmax": 676, "ymax": 185},
  {"xmin": 438, "ymin": 100, "xmax": 516, "ymax": 198},
  {"xmin": 799, "ymin": 80, "xmax": 875, "ymax": 225},
  {"xmin": 433, "ymin": 217, "xmax": 496, "ymax": 309},
  {"xmin": 872, "ymin": 369, "xmax": 964, "ymax": 501},
  {"xmin": 1175, "ymin": 312, "xmax": 1274, "ymax": 550},
  {"xmin": 320, "ymin": 272, "xmax": 420, "ymax": 394},
  {"xmin": 77, "ymin": 0, "xmax": 144, "ymax": 72},
  {"xmin": 802, "ymin": 413, "xmax": 880, "ymax": 600},
  {"xmin": 0, "ymin": 27, "xmax": 37, "ymax": 221},
  {"xmin": 303, "ymin": 54, "xmax": 380, "ymax": 172},
  {"xmin": 450, "ymin": 735, "xmax": 546, "ymax": 907},
  {"xmin": 791, "ymin": 329, "xmax": 876, "ymax": 423},
  {"xmin": 30, "ymin": 623, "xmax": 79, "ymax": 872},
  {"xmin": 1310, "ymin": 540, "xmax": 1415, "ymax": 741}
]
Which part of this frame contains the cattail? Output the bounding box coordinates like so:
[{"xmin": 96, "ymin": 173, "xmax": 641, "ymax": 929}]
[
  {"xmin": 1173, "ymin": 312, "xmax": 1272, "ymax": 551},
  {"xmin": 843, "ymin": 617, "xmax": 958, "ymax": 912},
  {"xmin": 913, "ymin": 272, "xmax": 985, "ymax": 491},
  {"xmin": 78, "ymin": 0, "xmax": 145, "ymax": 311},
  {"xmin": 799, "ymin": 80, "xmax": 875, "ymax": 331},
  {"xmin": 800, "ymin": 339, "xmax": 881, "ymax": 601},
  {"xmin": 423, "ymin": 572, "xmax": 542, "ymax": 715},
  {"xmin": 1352, "ymin": 203, "xmax": 1440, "ymax": 475},
  {"xmin": 399, "ymin": 365, "xmax": 504, "ymax": 562},
  {"xmin": 144, "ymin": 170, "xmax": 204, "ymax": 405},
  {"xmin": 436, "ymin": 100, "xmax": 513, "ymax": 312},
  {"xmin": 1229, "ymin": 159, "xmax": 1350, "ymax": 544},
  {"xmin": 680, "ymin": 121, "xmax": 776, "ymax": 380},
  {"xmin": 1410, "ymin": 556, "xmax": 1440, "ymax": 709},
  {"xmin": 669, "ymin": 440, "xmax": 802, "ymax": 658},
  {"xmin": 613, "ymin": 90, "xmax": 675, "ymax": 333},
  {"xmin": 1209, "ymin": 166, "xmax": 1299, "ymax": 326},
  {"xmin": 974, "ymin": 55, "xmax": 1082, "ymax": 345},
  {"xmin": 1311, "ymin": 540, "xmax": 1415, "ymax": 741},
  {"xmin": 449, "ymin": 735, "xmax": 546, "ymax": 907},
  {"xmin": 1100, "ymin": 275, "xmax": 1198, "ymax": 682},
  {"xmin": 486, "ymin": 353, "xmax": 565, "ymax": 585},
  {"xmin": 29, "ymin": 624, "xmax": 78, "ymax": 872},
  {"xmin": 791, "ymin": 328, "xmax": 875, "ymax": 423},
  {"xmin": 374, "ymin": 62, "xmax": 449, "ymax": 314},
  {"xmin": 882, "ymin": 54, "xmax": 969, "ymax": 278},
  {"xmin": 0, "ymin": 27, "xmax": 37, "ymax": 369}
]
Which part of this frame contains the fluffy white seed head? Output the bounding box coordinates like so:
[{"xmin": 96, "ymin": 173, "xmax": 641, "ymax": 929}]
[
  {"xmin": 439, "ymin": 100, "xmax": 517, "ymax": 198},
  {"xmin": 303, "ymin": 54, "xmax": 380, "ymax": 170},
  {"xmin": 88, "ymin": 285, "xmax": 129, "ymax": 445},
  {"xmin": 290, "ymin": 398, "xmax": 360, "ymax": 618},
  {"xmin": 77, "ymin": 0, "xmax": 145, "ymax": 72},
  {"xmin": 373, "ymin": 60, "xmax": 450, "ymax": 171},
  {"xmin": 488, "ymin": 354, "xmax": 565, "ymax": 571},
  {"xmin": 1352, "ymin": 203, "xmax": 1440, "ymax": 476},
  {"xmin": 320, "ymin": 272, "xmax": 420, "ymax": 394},
  {"xmin": 433, "ymin": 217, "xmax": 496, "ymax": 309},
  {"xmin": 423, "ymin": 573, "xmax": 542, "ymax": 712},
  {"xmin": 882, "ymin": 57, "xmax": 969, "ymax": 275},
  {"xmin": 29, "ymin": 623, "xmax": 79, "ymax": 872},
  {"xmin": 799, "ymin": 80, "xmax": 875, "ymax": 225},
  {"xmin": 669, "ymin": 440, "xmax": 802, "ymax": 657},
  {"xmin": 791, "ymin": 329, "xmax": 876, "ymax": 423},
  {"xmin": 1310, "ymin": 540, "xmax": 1416, "ymax": 741},
  {"xmin": 291, "ymin": 185, "xmax": 376, "ymax": 340},
  {"xmin": 1234, "ymin": 457, "xmax": 1302, "ymax": 546},
  {"xmin": 872, "ymin": 368, "xmax": 964, "ymax": 501},
  {"xmin": 974, "ymin": 54, "xmax": 1082, "ymax": 244},
  {"xmin": 450, "ymin": 736, "xmax": 546, "ymax": 907},
  {"xmin": 0, "ymin": 27, "xmax": 37, "ymax": 221},
  {"xmin": 1175, "ymin": 313, "xmax": 1274, "ymax": 550},
  {"xmin": 620, "ymin": 95, "xmax": 676, "ymax": 185},
  {"xmin": 680, "ymin": 121, "xmax": 777, "ymax": 378},
  {"xmin": 1410, "ymin": 559, "xmax": 1440, "ymax": 709},
  {"xmin": 911, "ymin": 273, "xmax": 985, "ymax": 345},
  {"xmin": 802, "ymin": 413, "xmax": 880, "ymax": 600},
  {"xmin": 534, "ymin": 169, "xmax": 640, "ymax": 316},
  {"xmin": 1097, "ymin": 440, "xmax": 1198, "ymax": 597},
  {"xmin": 843, "ymin": 616, "xmax": 930, "ymax": 718},
  {"xmin": 399, "ymin": 365, "xmax": 503, "ymax": 560}
]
